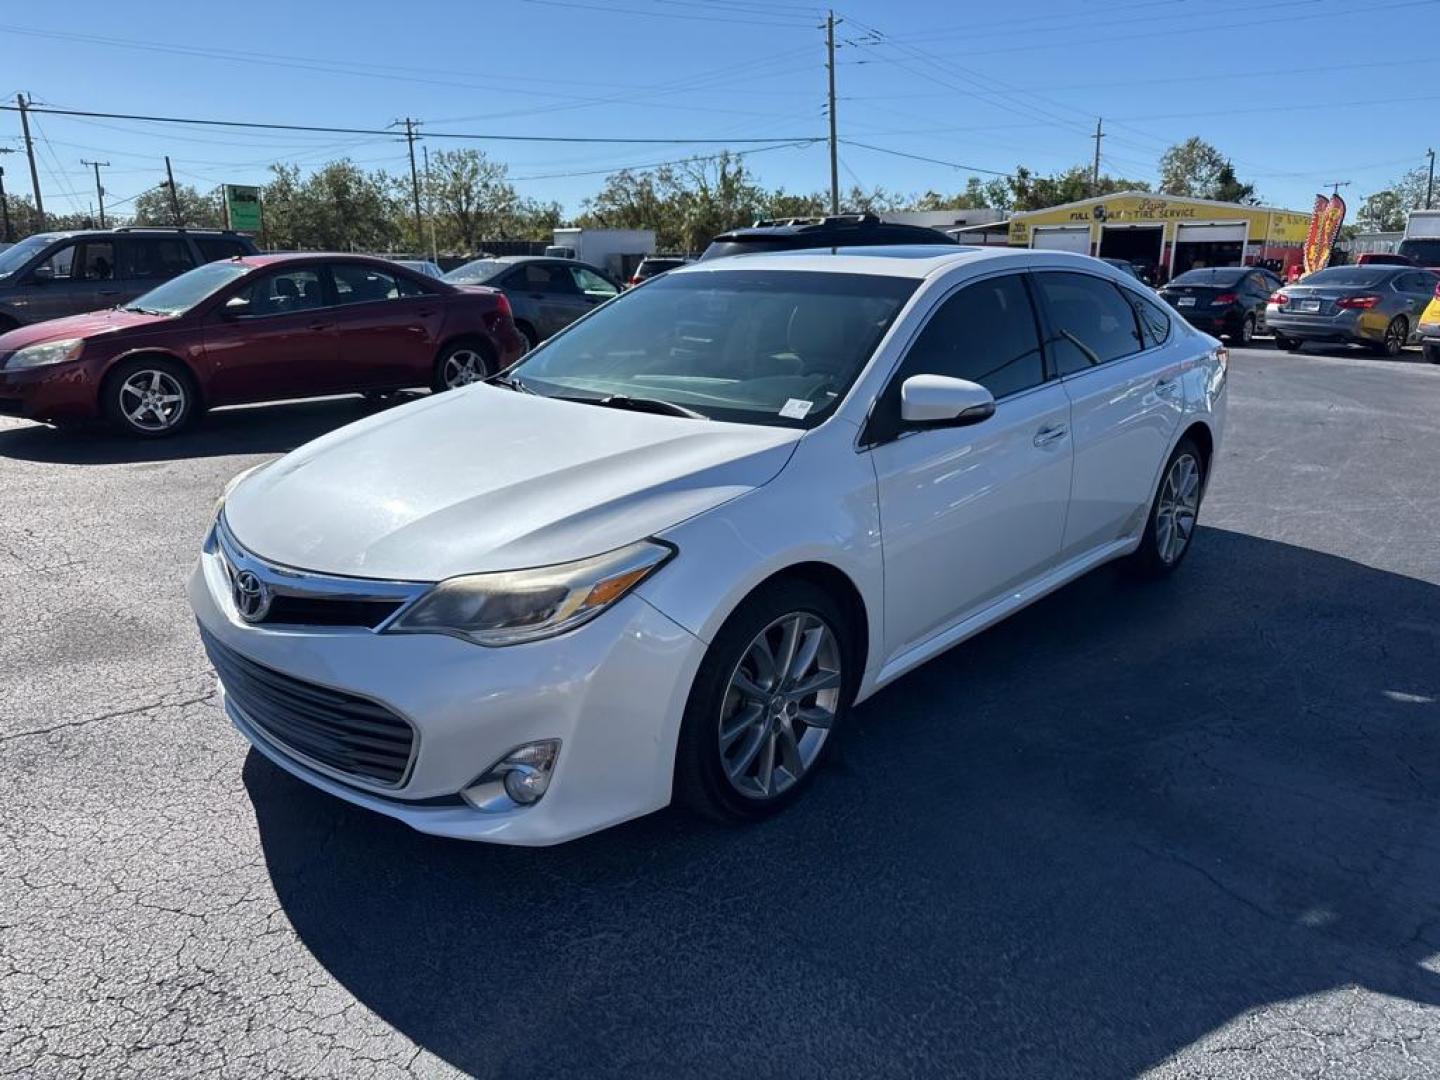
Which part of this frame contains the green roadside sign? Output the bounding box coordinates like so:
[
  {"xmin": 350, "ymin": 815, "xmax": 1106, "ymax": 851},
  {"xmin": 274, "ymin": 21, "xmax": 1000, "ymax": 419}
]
[{"xmin": 223, "ymin": 185, "xmax": 262, "ymax": 232}]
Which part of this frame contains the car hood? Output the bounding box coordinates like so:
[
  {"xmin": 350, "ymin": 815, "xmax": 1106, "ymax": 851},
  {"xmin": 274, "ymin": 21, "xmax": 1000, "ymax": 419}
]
[
  {"xmin": 0, "ymin": 308, "xmax": 167, "ymax": 353},
  {"xmin": 223, "ymin": 386, "xmax": 803, "ymax": 581}
]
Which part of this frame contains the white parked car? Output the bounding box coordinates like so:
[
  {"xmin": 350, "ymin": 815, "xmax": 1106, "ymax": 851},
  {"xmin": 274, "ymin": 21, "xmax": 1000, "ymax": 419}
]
[{"xmin": 191, "ymin": 247, "xmax": 1226, "ymax": 845}]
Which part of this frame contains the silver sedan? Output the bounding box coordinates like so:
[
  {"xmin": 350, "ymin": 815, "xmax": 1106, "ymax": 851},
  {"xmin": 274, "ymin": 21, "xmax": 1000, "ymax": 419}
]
[{"xmin": 1267, "ymin": 265, "xmax": 1438, "ymax": 356}]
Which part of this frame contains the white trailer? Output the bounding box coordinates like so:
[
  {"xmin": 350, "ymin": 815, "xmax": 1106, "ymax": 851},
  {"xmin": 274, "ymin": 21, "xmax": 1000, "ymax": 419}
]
[
  {"xmin": 547, "ymin": 228, "xmax": 656, "ymax": 281},
  {"xmin": 1400, "ymin": 210, "xmax": 1440, "ymax": 269}
]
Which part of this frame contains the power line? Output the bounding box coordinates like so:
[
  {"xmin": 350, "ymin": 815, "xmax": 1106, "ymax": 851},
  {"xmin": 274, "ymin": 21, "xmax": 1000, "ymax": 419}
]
[
  {"xmin": 515, "ymin": 0, "xmax": 817, "ymax": 27},
  {"xmin": 839, "ymin": 140, "xmax": 1015, "ymax": 178},
  {"xmin": 0, "ymin": 103, "xmax": 820, "ymax": 145},
  {"xmin": 509, "ymin": 140, "xmax": 819, "ymax": 181}
]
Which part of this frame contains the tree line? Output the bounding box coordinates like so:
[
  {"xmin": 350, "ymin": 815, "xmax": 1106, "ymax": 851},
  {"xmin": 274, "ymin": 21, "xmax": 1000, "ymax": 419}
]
[{"xmin": 2, "ymin": 137, "xmax": 1282, "ymax": 255}]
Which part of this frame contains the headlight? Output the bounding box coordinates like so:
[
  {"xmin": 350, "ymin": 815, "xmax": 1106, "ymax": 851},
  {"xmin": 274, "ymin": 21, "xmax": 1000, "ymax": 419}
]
[
  {"xmin": 387, "ymin": 539, "xmax": 673, "ymax": 647},
  {"xmin": 6, "ymin": 338, "xmax": 84, "ymax": 370}
]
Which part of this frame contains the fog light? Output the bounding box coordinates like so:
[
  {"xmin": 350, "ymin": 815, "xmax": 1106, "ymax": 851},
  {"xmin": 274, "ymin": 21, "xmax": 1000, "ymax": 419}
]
[{"xmin": 461, "ymin": 740, "xmax": 561, "ymax": 812}]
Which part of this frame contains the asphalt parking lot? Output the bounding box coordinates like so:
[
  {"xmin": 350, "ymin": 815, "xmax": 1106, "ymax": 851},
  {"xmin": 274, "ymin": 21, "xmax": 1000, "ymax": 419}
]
[{"xmin": 2, "ymin": 342, "xmax": 1438, "ymax": 1080}]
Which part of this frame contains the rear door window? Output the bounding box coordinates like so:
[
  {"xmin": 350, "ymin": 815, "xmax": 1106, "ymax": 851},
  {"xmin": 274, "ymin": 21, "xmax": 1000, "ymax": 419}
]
[
  {"xmin": 119, "ymin": 237, "xmax": 197, "ymax": 282},
  {"xmin": 1033, "ymin": 271, "xmax": 1145, "ymax": 376},
  {"xmin": 330, "ymin": 263, "xmax": 407, "ymax": 305},
  {"xmin": 570, "ymin": 266, "xmax": 618, "ymax": 299}
]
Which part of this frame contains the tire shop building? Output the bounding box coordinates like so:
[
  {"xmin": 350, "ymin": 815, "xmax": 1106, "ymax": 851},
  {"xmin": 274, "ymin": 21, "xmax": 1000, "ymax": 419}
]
[{"xmin": 1006, "ymin": 192, "xmax": 1313, "ymax": 280}]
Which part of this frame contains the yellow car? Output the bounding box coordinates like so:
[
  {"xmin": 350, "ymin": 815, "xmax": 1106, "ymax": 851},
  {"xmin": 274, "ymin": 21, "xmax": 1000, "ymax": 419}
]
[{"xmin": 1422, "ymin": 283, "xmax": 1440, "ymax": 364}]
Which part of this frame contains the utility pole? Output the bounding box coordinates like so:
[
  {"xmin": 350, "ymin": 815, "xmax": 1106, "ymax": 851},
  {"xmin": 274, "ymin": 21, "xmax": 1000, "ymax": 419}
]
[
  {"xmin": 402, "ymin": 118, "xmax": 423, "ymax": 247},
  {"xmin": 1091, "ymin": 118, "xmax": 1104, "ymax": 196},
  {"xmin": 423, "ymin": 143, "xmax": 438, "ymax": 264},
  {"xmin": 1426, "ymin": 148, "xmax": 1435, "ymax": 210},
  {"xmin": 81, "ymin": 158, "xmax": 109, "ymax": 228},
  {"xmin": 0, "ymin": 158, "xmax": 13, "ymax": 243},
  {"xmin": 164, "ymin": 156, "xmax": 182, "ymax": 224},
  {"xmin": 825, "ymin": 11, "xmax": 840, "ymax": 216},
  {"xmin": 16, "ymin": 94, "xmax": 44, "ymax": 227}
]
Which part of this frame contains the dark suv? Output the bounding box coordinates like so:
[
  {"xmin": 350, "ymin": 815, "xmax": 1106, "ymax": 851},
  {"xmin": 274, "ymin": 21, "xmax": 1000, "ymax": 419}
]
[
  {"xmin": 0, "ymin": 227, "xmax": 258, "ymax": 331},
  {"xmin": 700, "ymin": 213, "xmax": 959, "ymax": 261}
]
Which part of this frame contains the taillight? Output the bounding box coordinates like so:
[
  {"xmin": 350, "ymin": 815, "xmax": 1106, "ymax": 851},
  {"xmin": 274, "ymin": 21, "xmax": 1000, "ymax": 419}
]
[
  {"xmin": 1270, "ymin": 292, "xmax": 1289, "ymax": 305},
  {"xmin": 494, "ymin": 292, "xmax": 513, "ymax": 318},
  {"xmin": 1433, "ymin": 280, "xmax": 1440, "ymax": 299},
  {"xmin": 628, "ymin": 275, "xmax": 642, "ymax": 285},
  {"xmin": 1212, "ymin": 292, "xmax": 1238, "ymax": 305},
  {"xmin": 1336, "ymin": 294, "xmax": 1380, "ymax": 310}
]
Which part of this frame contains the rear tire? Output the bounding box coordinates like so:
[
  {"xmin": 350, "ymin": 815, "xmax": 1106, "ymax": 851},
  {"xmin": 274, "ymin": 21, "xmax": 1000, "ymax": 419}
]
[
  {"xmin": 515, "ymin": 321, "xmax": 539, "ymax": 352},
  {"xmin": 1235, "ymin": 313, "xmax": 1255, "ymax": 345},
  {"xmin": 675, "ymin": 578, "xmax": 856, "ymax": 823},
  {"xmin": 1423, "ymin": 341, "xmax": 1440, "ymax": 365},
  {"xmin": 100, "ymin": 357, "xmax": 198, "ymax": 438},
  {"xmin": 1373, "ymin": 316, "xmax": 1407, "ymax": 357},
  {"xmin": 1271, "ymin": 332, "xmax": 1295, "ymax": 350},
  {"xmin": 431, "ymin": 338, "xmax": 496, "ymax": 392},
  {"xmin": 1126, "ymin": 437, "xmax": 1206, "ymax": 579}
]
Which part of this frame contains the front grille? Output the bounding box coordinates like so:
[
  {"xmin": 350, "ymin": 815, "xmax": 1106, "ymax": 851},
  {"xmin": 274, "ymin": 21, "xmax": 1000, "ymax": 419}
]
[
  {"xmin": 200, "ymin": 626, "xmax": 415, "ymax": 786},
  {"xmin": 260, "ymin": 594, "xmax": 404, "ymax": 629}
]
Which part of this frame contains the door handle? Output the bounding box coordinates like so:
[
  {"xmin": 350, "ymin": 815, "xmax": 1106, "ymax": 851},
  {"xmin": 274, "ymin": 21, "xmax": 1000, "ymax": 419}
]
[
  {"xmin": 1154, "ymin": 377, "xmax": 1181, "ymax": 397},
  {"xmin": 415, "ymin": 308, "xmax": 435, "ymax": 316},
  {"xmin": 1033, "ymin": 424, "xmax": 1068, "ymax": 447},
  {"xmin": 306, "ymin": 322, "xmax": 333, "ymax": 331}
]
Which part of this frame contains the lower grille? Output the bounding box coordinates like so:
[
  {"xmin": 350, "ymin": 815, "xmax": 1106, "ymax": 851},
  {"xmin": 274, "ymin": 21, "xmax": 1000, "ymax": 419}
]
[{"xmin": 200, "ymin": 626, "xmax": 415, "ymax": 787}]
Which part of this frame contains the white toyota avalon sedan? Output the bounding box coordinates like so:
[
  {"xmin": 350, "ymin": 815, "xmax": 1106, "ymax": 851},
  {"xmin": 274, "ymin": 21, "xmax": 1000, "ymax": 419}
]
[{"xmin": 191, "ymin": 246, "xmax": 1226, "ymax": 845}]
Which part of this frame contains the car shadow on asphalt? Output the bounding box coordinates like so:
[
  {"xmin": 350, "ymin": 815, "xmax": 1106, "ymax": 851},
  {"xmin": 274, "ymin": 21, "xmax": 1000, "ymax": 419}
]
[
  {"xmin": 0, "ymin": 392, "xmax": 424, "ymax": 465},
  {"xmin": 246, "ymin": 526, "xmax": 1440, "ymax": 1079}
]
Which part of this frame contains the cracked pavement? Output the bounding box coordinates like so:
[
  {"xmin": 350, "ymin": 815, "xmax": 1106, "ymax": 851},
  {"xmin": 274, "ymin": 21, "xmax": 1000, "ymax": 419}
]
[{"xmin": 1, "ymin": 347, "xmax": 1438, "ymax": 1079}]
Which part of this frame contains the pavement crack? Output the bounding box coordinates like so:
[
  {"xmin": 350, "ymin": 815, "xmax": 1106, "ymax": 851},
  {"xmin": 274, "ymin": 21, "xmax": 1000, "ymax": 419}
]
[{"xmin": 0, "ymin": 689, "xmax": 217, "ymax": 744}]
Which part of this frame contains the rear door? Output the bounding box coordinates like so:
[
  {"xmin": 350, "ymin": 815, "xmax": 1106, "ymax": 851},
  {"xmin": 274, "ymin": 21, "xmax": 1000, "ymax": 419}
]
[
  {"xmin": 1396, "ymin": 272, "xmax": 1438, "ymax": 330},
  {"xmin": 1033, "ymin": 270, "xmax": 1184, "ymax": 559},
  {"xmin": 327, "ymin": 262, "xmax": 443, "ymax": 389},
  {"xmin": 201, "ymin": 264, "xmax": 339, "ymax": 404},
  {"xmin": 506, "ymin": 262, "xmax": 590, "ymax": 338}
]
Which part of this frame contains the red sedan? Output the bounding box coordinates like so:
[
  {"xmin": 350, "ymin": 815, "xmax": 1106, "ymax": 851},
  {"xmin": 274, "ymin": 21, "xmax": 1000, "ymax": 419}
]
[{"xmin": 0, "ymin": 253, "xmax": 526, "ymax": 437}]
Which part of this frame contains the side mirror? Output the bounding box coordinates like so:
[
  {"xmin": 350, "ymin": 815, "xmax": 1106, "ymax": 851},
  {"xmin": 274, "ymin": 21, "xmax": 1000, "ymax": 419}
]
[
  {"xmin": 28, "ymin": 265, "xmax": 53, "ymax": 284},
  {"xmin": 900, "ymin": 374, "xmax": 996, "ymax": 428},
  {"xmin": 221, "ymin": 295, "xmax": 251, "ymax": 317}
]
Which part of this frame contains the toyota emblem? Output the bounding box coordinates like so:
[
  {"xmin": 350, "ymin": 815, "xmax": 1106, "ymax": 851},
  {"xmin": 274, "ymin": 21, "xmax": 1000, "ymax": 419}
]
[{"xmin": 231, "ymin": 569, "xmax": 272, "ymax": 623}]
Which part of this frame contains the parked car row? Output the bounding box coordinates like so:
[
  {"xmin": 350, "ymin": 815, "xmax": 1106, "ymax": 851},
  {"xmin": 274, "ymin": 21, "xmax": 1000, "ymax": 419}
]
[
  {"xmin": 0, "ymin": 253, "xmax": 524, "ymax": 436},
  {"xmin": 1266, "ymin": 265, "xmax": 1439, "ymax": 356}
]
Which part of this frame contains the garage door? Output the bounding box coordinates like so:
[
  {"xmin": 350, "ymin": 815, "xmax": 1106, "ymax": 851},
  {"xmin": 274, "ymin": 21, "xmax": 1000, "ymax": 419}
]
[
  {"xmin": 1176, "ymin": 222, "xmax": 1247, "ymax": 244},
  {"xmin": 1031, "ymin": 225, "xmax": 1092, "ymax": 253}
]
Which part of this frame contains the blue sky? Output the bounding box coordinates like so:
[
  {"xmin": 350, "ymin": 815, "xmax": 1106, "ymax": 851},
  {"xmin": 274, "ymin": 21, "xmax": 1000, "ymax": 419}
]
[{"xmin": 2, "ymin": 0, "xmax": 1436, "ymax": 219}]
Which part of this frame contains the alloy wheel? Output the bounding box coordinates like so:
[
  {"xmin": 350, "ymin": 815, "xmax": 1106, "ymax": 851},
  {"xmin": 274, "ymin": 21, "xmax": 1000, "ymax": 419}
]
[
  {"xmin": 1154, "ymin": 452, "xmax": 1201, "ymax": 565},
  {"xmin": 442, "ymin": 349, "xmax": 487, "ymax": 388},
  {"xmin": 118, "ymin": 369, "xmax": 186, "ymax": 432},
  {"xmin": 1240, "ymin": 315, "xmax": 1254, "ymax": 344},
  {"xmin": 719, "ymin": 612, "xmax": 842, "ymax": 800},
  {"xmin": 1384, "ymin": 318, "xmax": 1406, "ymax": 356}
]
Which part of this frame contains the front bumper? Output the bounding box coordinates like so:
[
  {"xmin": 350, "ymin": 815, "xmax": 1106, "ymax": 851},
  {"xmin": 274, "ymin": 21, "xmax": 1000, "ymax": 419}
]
[
  {"xmin": 0, "ymin": 360, "xmax": 100, "ymax": 421},
  {"xmin": 189, "ymin": 545, "xmax": 707, "ymax": 845},
  {"xmin": 1265, "ymin": 307, "xmax": 1385, "ymax": 343}
]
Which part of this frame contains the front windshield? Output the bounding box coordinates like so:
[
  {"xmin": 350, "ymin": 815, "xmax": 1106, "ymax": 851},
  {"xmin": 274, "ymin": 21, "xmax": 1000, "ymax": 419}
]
[
  {"xmin": 1171, "ymin": 267, "xmax": 1247, "ymax": 286},
  {"xmin": 443, "ymin": 259, "xmax": 505, "ymax": 284},
  {"xmin": 124, "ymin": 261, "xmax": 252, "ymax": 315},
  {"xmin": 510, "ymin": 269, "xmax": 917, "ymax": 428},
  {"xmin": 0, "ymin": 234, "xmax": 55, "ymax": 278}
]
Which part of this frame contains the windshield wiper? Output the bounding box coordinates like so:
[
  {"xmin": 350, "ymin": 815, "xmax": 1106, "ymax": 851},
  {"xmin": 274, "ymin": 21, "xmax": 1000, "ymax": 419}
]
[
  {"xmin": 122, "ymin": 305, "xmax": 165, "ymax": 315},
  {"xmin": 586, "ymin": 394, "xmax": 704, "ymax": 420},
  {"xmin": 488, "ymin": 372, "xmax": 534, "ymax": 394}
]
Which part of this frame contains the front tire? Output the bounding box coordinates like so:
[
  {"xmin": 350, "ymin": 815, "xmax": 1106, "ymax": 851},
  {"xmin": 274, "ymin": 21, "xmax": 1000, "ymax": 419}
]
[
  {"xmin": 1127, "ymin": 437, "xmax": 1206, "ymax": 579},
  {"xmin": 675, "ymin": 579, "xmax": 855, "ymax": 822},
  {"xmin": 101, "ymin": 357, "xmax": 198, "ymax": 438}
]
